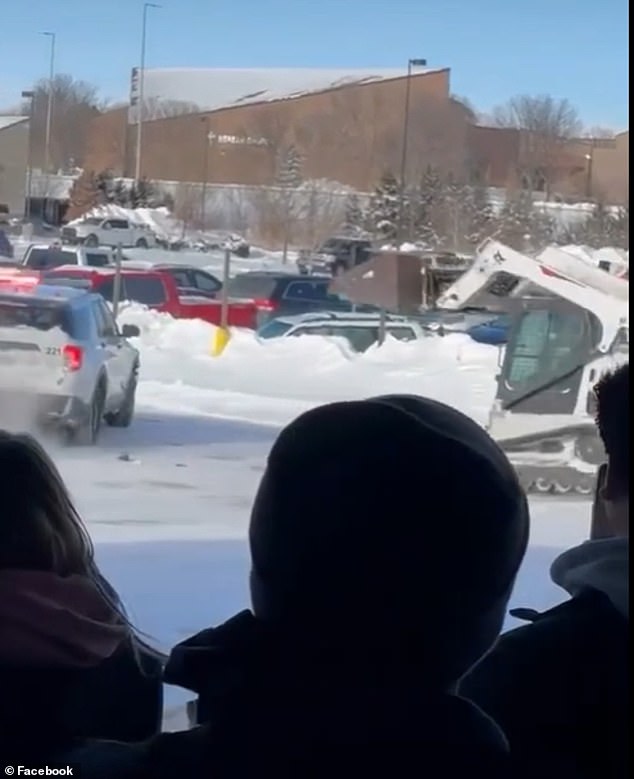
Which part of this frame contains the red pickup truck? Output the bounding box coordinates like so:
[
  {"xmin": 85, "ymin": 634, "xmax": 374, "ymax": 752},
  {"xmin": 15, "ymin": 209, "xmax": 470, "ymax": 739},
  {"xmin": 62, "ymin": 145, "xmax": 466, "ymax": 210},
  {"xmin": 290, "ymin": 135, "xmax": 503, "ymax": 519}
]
[{"xmin": 40, "ymin": 266, "xmax": 259, "ymax": 329}]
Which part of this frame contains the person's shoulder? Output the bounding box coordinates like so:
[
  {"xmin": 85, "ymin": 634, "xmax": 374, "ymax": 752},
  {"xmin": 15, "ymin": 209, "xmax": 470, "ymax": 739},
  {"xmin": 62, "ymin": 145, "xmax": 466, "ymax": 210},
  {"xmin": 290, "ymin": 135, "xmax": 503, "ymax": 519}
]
[
  {"xmin": 503, "ymin": 589, "xmax": 626, "ymax": 654},
  {"xmin": 462, "ymin": 589, "xmax": 627, "ymax": 701}
]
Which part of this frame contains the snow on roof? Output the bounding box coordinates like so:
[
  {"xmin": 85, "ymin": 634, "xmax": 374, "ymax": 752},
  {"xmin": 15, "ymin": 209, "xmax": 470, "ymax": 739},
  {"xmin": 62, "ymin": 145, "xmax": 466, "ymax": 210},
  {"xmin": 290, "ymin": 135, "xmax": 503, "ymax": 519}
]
[
  {"xmin": 0, "ymin": 115, "xmax": 28, "ymax": 131},
  {"xmin": 29, "ymin": 172, "xmax": 77, "ymax": 200},
  {"xmin": 129, "ymin": 67, "xmax": 443, "ymax": 122}
]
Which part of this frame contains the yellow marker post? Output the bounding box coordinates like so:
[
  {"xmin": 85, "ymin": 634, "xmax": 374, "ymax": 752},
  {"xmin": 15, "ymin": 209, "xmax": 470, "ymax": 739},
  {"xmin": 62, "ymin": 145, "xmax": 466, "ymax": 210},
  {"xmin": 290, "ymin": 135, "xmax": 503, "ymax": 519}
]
[
  {"xmin": 210, "ymin": 247, "xmax": 232, "ymax": 357},
  {"xmin": 211, "ymin": 325, "xmax": 231, "ymax": 356}
]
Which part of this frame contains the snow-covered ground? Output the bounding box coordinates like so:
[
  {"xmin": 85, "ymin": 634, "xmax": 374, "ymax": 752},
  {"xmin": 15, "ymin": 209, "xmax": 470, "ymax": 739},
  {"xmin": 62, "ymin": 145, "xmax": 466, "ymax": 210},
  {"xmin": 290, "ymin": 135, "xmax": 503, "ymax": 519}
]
[
  {"xmin": 47, "ymin": 408, "xmax": 590, "ymax": 722},
  {"xmin": 119, "ymin": 305, "xmax": 500, "ymax": 427},
  {"xmin": 2, "ymin": 236, "xmax": 601, "ymax": 726},
  {"xmin": 10, "ymin": 306, "xmax": 587, "ymax": 724}
]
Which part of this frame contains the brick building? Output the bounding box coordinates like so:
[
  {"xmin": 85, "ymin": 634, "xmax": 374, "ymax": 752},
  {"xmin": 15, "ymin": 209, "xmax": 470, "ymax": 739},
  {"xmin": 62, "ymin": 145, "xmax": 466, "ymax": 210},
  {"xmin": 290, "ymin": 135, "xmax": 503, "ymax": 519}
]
[
  {"xmin": 0, "ymin": 116, "xmax": 29, "ymax": 216},
  {"xmin": 85, "ymin": 67, "xmax": 472, "ymax": 192},
  {"xmin": 466, "ymin": 124, "xmax": 629, "ymax": 204},
  {"xmin": 83, "ymin": 67, "xmax": 629, "ymax": 204}
]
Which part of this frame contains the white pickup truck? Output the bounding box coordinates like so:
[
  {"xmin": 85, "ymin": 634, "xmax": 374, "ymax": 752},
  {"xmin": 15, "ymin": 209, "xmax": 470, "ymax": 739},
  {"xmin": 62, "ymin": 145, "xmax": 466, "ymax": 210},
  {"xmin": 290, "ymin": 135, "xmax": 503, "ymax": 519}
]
[{"xmin": 61, "ymin": 217, "xmax": 156, "ymax": 249}]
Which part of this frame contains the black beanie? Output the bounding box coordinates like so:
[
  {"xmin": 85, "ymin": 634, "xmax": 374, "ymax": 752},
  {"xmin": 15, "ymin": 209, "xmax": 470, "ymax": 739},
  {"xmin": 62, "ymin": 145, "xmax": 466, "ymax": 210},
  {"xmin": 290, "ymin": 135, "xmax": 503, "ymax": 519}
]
[{"xmin": 249, "ymin": 395, "xmax": 529, "ymax": 677}]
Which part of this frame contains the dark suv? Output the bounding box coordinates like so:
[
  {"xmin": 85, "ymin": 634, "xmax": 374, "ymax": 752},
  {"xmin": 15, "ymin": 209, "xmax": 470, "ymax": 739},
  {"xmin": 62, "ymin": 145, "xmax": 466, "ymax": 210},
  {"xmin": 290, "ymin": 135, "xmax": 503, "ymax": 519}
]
[
  {"xmin": 297, "ymin": 237, "xmax": 373, "ymax": 276},
  {"xmin": 227, "ymin": 272, "xmax": 377, "ymax": 326}
]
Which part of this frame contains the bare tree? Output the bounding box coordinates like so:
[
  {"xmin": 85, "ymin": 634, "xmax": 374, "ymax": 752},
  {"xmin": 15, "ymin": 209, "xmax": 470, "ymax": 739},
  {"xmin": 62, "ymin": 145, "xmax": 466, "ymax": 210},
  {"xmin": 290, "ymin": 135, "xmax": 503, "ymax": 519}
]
[
  {"xmin": 451, "ymin": 95, "xmax": 478, "ymax": 123},
  {"xmin": 492, "ymin": 94, "xmax": 582, "ymax": 198},
  {"xmin": 173, "ymin": 182, "xmax": 201, "ymax": 236},
  {"xmin": 21, "ymin": 74, "xmax": 101, "ymax": 172},
  {"xmin": 246, "ymin": 106, "xmax": 293, "ymax": 180},
  {"xmin": 296, "ymin": 180, "xmax": 349, "ymax": 249},
  {"xmin": 583, "ymin": 126, "xmax": 617, "ymax": 139},
  {"xmin": 141, "ymin": 97, "xmax": 201, "ymax": 120}
]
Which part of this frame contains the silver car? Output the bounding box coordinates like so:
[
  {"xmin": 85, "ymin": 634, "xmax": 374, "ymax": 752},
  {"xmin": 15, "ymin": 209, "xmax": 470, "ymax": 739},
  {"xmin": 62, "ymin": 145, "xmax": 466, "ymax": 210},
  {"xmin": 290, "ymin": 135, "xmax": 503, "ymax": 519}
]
[{"xmin": 0, "ymin": 284, "xmax": 140, "ymax": 444}]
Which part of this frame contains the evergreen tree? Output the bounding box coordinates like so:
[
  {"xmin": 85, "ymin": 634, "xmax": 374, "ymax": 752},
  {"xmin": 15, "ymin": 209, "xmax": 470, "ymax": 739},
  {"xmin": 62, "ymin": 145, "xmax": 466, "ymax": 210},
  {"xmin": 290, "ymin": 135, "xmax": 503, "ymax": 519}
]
[
  {"xmin": 496, "ymin": 192, "xmax": 534, "ymax": 250},
  {"xmin": 577, "ymin": 203, "xmax": 629, "ymax": 249},
  {"xmin": 497, "ymin": 192, "xmax": 555, "ymax": 252},
  {"xmin": 274, "ymin": 145, "xmax": 303, "ymax": 263},
  {"xmin": 159, "ymin": 188, "xmax": 176, "ymax": 212},
  {"xmin": 412, "ymin": 166, "xmax": 444, "ymax": 248},
  {"xmin": 342, "ymin": 193, "xmax": 365, "ymax": 235},
  {"xmin": 612, "ymin": 205, "xmax": 629, "ymax": 250},
  {"xmin": 130, "ymin": 177, "xmax": 157, "ymax": 208},
  {"xmin": 528, "ymin": 206, "xmax": 556, "ymax": 251},
  {"xmin": 368, "ymin": 171, "xmax": 400, "ymax": 242},
  {"xmin": 466, "ymin": 183, "xmax": 495, "ymax": 247},
  {"xmin": 441, "ymin": 175, "xmax": 468, "ymax": 251},
  {"xmin": 94, "ymin": 169, "xmax": 115, "ymax": 204},
  {"xmin": 112, "ymin": 178, "xmax": 131, "ymax": 207},
  {"xmin": 275, "ymin": 145, "xmax": 303, "ymax": 189}
]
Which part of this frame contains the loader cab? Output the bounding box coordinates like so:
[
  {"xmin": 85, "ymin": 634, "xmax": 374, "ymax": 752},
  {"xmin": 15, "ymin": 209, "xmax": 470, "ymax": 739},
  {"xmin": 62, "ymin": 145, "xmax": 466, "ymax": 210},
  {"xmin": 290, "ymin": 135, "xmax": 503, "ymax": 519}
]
[{"xmin": 496, "ymin": 301, "xmax": 603, "ymax": 416}]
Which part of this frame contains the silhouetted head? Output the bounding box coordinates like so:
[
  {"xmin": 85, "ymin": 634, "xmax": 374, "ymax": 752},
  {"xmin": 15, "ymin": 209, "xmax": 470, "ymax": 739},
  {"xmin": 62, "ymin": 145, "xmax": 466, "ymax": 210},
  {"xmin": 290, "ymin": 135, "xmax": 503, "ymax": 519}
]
[
  {"xmin": 0, "ymin": 431, "xmax": 95, "ymax": 574},
  {"xmin": 0, "ymin": 431, "xmax": 132, "ymax": 627},
  {"xmin": 595, "ymin": 363, "xmax": 629, "ymax": 535},
  {"xmin": 249, "ymin": 395, "xmax": 529, "ymax": 685}
]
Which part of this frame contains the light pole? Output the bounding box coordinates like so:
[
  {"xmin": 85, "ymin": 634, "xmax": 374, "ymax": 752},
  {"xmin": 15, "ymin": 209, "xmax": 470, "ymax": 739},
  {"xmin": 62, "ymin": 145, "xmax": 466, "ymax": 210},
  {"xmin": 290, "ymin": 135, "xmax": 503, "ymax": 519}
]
[
  {"xmin": 200, "ymin": 116, "xmax": 215, "ymax": 229},
  {"xmin": 135, "ymin": 2, "xmax": 161, "ymax": 184},
  {"xmin": 41, "ymin": 32, "xmax": 56, "ymax": 175},
  {"xmin": 21, "ymin": 90, "xmax": 35, "ymax": 219},
  {"xmin": 397, "ymin": 57, "xmax": 426, "ymax": 243}
]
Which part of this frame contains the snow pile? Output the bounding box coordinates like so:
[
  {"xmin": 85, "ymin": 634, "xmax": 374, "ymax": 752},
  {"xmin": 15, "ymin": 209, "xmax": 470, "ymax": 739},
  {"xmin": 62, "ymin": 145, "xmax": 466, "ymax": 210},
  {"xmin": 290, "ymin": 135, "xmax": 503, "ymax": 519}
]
[{"xmin": 118, "ymin": 305, "xmax": 499, "ymax": 428}]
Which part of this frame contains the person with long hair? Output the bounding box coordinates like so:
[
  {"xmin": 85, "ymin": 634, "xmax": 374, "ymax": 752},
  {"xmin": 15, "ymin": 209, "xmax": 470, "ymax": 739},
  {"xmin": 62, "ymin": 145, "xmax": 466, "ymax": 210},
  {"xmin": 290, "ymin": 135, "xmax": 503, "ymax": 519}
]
[{"xmin": 0, "ymin": 431, "xmax": 165, "ymax": 763}]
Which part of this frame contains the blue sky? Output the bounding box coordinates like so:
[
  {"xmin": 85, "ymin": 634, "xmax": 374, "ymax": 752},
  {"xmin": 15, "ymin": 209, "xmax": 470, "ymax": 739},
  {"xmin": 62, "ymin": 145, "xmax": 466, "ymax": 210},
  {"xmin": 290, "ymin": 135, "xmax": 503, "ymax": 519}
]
[{"xmin": 1, "ymin": 0, "xmax": 628, "ymax": 128}]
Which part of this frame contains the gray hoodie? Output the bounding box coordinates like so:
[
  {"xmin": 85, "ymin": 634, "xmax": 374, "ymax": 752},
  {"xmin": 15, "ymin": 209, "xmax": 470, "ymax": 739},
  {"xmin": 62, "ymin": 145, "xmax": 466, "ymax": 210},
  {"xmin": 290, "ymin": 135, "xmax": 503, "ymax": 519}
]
[{"xmin": 551, "ymin": 537, "xmax": 629, "ymax": 619}]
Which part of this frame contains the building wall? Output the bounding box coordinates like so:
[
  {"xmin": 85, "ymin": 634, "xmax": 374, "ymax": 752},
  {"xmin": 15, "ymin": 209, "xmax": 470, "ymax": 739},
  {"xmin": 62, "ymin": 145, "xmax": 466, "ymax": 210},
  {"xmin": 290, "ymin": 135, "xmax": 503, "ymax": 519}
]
[
  {"xmin": 85, "ymin": 106, "xmax": 128, "ymax": 176},
  {"xmin": 0, "ymin": 119, "xmax": 29, "ymax": 215},
  {"xmin": 83, "ymin": 80, "xmax": 629, "ymax": 205},
  {"xmin": 465, "ymin": 125, "xmax": 521, "ymax": 187},
  {"xmin": 86, "ymin": 70, "xmax": 471, "ymax": 191},
  {"xmin": 465, "ymin": 126, "xmax": 629, "ymax": 204},
  {"xmin": 591, "ymin": 132, "xmax": 629, "ymax": 204}
]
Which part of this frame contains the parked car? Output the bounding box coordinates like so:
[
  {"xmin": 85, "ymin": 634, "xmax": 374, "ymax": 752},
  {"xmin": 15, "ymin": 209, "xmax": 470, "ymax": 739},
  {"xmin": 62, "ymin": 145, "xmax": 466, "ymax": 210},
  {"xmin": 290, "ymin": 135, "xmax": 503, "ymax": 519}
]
[
  {"xmin": 196, "ymin": 233, "xmax": 250, "ymax": 258},
  {"xmin": 61, "ymin": 217, "xmax": 157, "ymax": 248},
  {"xmin": 122, "ymin": 261, "xmax": 222, "ymax": 299},
  {"xmin": 257, "ymin": 311, "xmax": 429, "ymax": 352},
  {"xmin": 22, "ymin": 243, "xmax": 117, "ymax": 270},
  {"xmin": 416, "ymin": 307, "xmax": 505, "ymax": 335},
  {"xmin": 467, "ymin": 314, "xmax": 511, "ymax": 345},
  {"xmin": 161, "ymin": 233, "xmax": 250, "ymax": 257},
  {"xmin": 227, "ymin": 271, "xmax": 378, "ymax": 327},
  {"xmin": 0, "ymin": 284, "xmax": 140, "ymax": 444},
  {"xmin": 297, "ymin": 236, "xmax": 373, "ymax": 276},
  {"xmin": 42, "ymin": 266, "xmax": 258, "ymax": 329}
]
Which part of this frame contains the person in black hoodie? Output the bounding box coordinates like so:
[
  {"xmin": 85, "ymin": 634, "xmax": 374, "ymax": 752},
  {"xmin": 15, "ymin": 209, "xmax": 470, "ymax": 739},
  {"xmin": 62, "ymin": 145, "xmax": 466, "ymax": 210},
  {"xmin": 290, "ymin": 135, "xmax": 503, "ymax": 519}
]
[
  {"xmin": 461, "ymin": 363, "xmax": 629, "ymax": 779},
  {"xmin": 69, "ymin": 395, "xmax": 529, "ymax": 778},
  {"xmin": 0, "ymin": 431, "xmax": 164, "ymax": 764}
]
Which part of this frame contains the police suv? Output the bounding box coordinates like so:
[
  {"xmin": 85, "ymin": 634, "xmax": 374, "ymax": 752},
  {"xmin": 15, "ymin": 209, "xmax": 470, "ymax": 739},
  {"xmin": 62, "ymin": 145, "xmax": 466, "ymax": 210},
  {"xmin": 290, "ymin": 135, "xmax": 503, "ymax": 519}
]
[{"xmin": 0, "ymin": 284, "xmax": 140, "ymax": 444}]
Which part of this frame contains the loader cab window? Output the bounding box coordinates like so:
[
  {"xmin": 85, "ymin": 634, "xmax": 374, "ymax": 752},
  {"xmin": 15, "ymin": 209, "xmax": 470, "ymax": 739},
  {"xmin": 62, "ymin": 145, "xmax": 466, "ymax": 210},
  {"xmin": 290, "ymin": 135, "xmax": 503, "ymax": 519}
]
[{"xmin": 504, "ymin": 308, "xmax": 598, "ymax": 391}]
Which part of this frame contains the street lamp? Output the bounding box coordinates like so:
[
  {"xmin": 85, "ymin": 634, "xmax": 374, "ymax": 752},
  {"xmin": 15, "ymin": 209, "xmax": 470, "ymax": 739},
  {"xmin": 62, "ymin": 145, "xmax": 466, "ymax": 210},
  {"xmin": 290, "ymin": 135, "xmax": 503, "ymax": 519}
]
[
  {"xmin": 398, "ymin": 57, "xmax": 427, "ymax": 243},
  {"xmin": 584, "ymin": 151, "xmax": 593, "ymax": 200},
  {"xmin": 201, "ymin": 116, "xmax": 215, "ymax": 229},
  {"xmin": 135, "ymin": 2, "xmax": 161, "ymax": 184},
  {"xmin": 21, "ymin": 90, "xmax": 35, "ymax": 219},
  {"xmin": 41, "ymin": 32, "xmax": 56, "ymax": 175}
]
